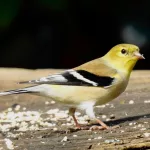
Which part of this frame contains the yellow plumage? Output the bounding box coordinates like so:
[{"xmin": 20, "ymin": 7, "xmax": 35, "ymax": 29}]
[{"xmin": 0, "ymin": 44, "xmax": 144, "ymax": 130}]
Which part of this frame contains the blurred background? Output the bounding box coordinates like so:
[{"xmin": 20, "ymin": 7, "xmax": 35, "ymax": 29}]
[{"xmin": 0, "ymin": 0, "xmax": 149, "ymax": 69}]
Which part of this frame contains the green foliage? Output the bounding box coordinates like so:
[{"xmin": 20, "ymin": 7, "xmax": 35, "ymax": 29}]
[
  {"xmin": 0, "ymin": 0, "xmax": 68, "ymax": 29},
  {"xmin": 0, "ymin": 0, "xmax": 21, "ymax": 28}
]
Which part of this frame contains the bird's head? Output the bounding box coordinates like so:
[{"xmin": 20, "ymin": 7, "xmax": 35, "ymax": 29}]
[{"xmin": 103, "ymin": 44, "xmax": 145, "ymax": 74}]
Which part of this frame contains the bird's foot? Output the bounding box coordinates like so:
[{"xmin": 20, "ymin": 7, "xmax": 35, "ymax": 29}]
[
  {"xmin": 109, "ymin": 125, "xmax": 120, "ymax": 130},
  {"xmin": 74, "ymin": 124, "xmax": 120, "ymax": 131},
  {"xmin": 90, "ymin": 125, "xmax": 106, "ymax": 130},
  {"xmin": 74, "ymin": 124, "xmax": 90, "ymax": 130},
  {"xmin": 89, "ymin": 125, "xmax": 120, "ymax": 131},
  {"xmin": 76, "ymin": 126, "xmax": 90, "ymax": 130}
]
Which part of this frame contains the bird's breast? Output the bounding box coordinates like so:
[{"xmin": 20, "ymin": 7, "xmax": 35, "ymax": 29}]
[{"xmin": 95, "ymin": 74, "xmax": 129, "ymax": 105}]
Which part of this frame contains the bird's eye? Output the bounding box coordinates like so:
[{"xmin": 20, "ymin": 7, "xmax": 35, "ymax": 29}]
[{"xmin": 121, "ymin": 49, "xmax": 127, "ymax": 54}]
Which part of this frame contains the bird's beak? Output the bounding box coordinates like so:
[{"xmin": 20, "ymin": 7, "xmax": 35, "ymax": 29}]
[{"xmin": 134, "ymin": 51, "xmax": 145, "ymax": 59}]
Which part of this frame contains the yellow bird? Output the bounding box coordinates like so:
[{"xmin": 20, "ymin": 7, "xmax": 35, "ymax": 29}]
[{"xmin": 0, "ymin": 44, "xmax": 144, "ymax": 130}]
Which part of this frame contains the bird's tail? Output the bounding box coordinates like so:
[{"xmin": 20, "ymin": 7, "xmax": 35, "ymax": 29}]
[{"xmin": 0, "ymin": 86, "xmax": 38, "ymax": 96}]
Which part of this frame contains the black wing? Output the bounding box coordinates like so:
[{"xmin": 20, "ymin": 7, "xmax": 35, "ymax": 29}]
[{"xmin": 18, "ymin": 70, "xmax": 115, "ymax": 87}]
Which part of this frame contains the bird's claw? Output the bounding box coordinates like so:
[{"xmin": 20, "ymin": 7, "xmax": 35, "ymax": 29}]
[
  {"xmin": 89, "ymin": 125, "xmax": 120, "ymax": 131},
  {"xmin": 90, "ymin": 125, "xmax": 106, "ymax": 130}
]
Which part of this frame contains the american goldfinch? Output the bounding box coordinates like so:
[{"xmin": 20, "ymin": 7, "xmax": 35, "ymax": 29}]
[{"xmin": 0, "ymin": 44, "xmax": 144, "ymax": 130}]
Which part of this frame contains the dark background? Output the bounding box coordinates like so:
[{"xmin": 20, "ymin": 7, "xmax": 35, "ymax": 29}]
[{"xmin": 0, "ymin": 0, "xmax": 149, "ymax": 69}]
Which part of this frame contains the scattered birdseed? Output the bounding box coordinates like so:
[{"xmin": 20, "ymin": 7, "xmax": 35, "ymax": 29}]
[
  {"xmin": 88, "ymin": 138, "xmax": 91, "ymax": 141},
  {"xmin": 66, "ymin": 123, "xmax": 72, "ymax": 126},
  {"xmin": 15, "ymin": 105, "xmax": 21, "ymax": 111},
  {"xmin": 66, "ymin": 117, "xmax": 71, "ymax": 122},
  {"xmin": 50, "ymin": 101, "xmax": 55, "ymax": 104},
  {"xmin": 54, "ymin": 112, "xmax": 68, "ymax": 119},
  {"xmin": 41, "ymin": 141, "xmax": 45, "ymax": 144},
  {"xmin": 144, "ymin": 133, "xmax": 150, "ymax": 137},
  {"xmin": 96, "ymin": 105, "xmax": 105, "ymax": 108},
  {"xmin": 125, "ymin": 112, "xmax": 128, "ymax": 116},
  {"xmin": 30, "ymin": 120, "xmax": 35, "ymax": 124},
  {"xmin": 144, "ymin": 100, "xmax": 150, "ymax": 103},
  {"xmin": 22, "ymin": 107, "xmax": 26, "ymax": 111},
  {"xmin": 140, "ymin": 128, "xmax": 146, "ymax": 131},
  {"xmin": 97, "ymin": 136, "xmax": 102, "ymax": 139},
  {"xmin": 102, "ymin": 115, "xmax": 107, "ymax": 119},
  {"xmin": 61, "ymin": 136, "xmax": 68, "ymax": 142},
  {"xmin": 4, "ymin": 138, "xmax": 14, "ymax": 150},
  {"xmin": 73, "ymin": 135, "xmax": 77, "ymax": 137},
  {"xmin": 75, "ymin": 112, "xmax": 81, "ymax": 116},
  {"xmin": 65, "ymin": 110, "xmax": 69, "ymax": 114},
  {"xmin": 83, "ymin": 115, "xmax": 89, "ymax": 121},
  {"xmin": 0, "ymin": 109, "xmax": 61, "ymax": 133},
  {"xmin": 106, "ymin": 118, "xmax": 110, "ymax": 121},
  {"xmin": 45, "ymin": 101, "xmax": 49, "ymax": 105},
  {"xmin": 137, "ymin": 124, "xmax": 144, "ymax": 128},
  {"xmin": 129, "ymin": 100, "xmax": 134, "ymax": 104},
  {"xmin": 105, "ymin": 139, "xmax": 120, "ymax": 144},
  {"xmin": 0, "ymin": 106, "xmax": 101, "ymax": 139},
  {"xmin": 8, "ymin": 108, "xmax": 12, "ymax": 112},
  {"xmin": 53, "ymin": 127, "xmax": 58, "ymax": 131},
  {"xmin": 120, "ymin": 130, "xmax": 124, "ymax": 133},
  {"xmin": 47, "ymin": 109, "xmax": 59, "ymax": 114},
  {"xmin": 129, "ymin": 123, "xmax": 133, "ymax": 126},
  {"xmin": 110, "ymin": 114, "xmax": 115, "ymax": 119}
]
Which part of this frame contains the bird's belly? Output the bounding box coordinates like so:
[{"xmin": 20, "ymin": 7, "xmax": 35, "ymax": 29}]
[
  {"xmin": 38, "ymin": 80, "xmax": 128, "ymax": 107},
  {"xmin": 38, "ymin": 85, "xmax": 107, "ymax": 105}
]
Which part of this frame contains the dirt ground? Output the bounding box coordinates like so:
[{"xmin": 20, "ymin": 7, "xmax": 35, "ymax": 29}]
[{"xmin": 0, "ymin": 68, "xmax": 149, "ymax": 150}]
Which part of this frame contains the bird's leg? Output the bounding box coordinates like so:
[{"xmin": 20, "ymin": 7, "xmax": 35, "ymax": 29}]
[
  {"xmin": 85, "ymin": 106, "xmax": 110, "ymax": 130},
  {"xmin": 93, "ymin": 119, "xmax": 110, "ymax": 130},
  {"xmin": 69, "ymin": 106, "xmax": 118, "ymax": 130},
  {"xmin": 96, "ymin": 119, "xmax": 109, "ymax": 129},
  {"xmin": 69, "ymin": 108, "xmax": 81, "ymax": 128}
]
